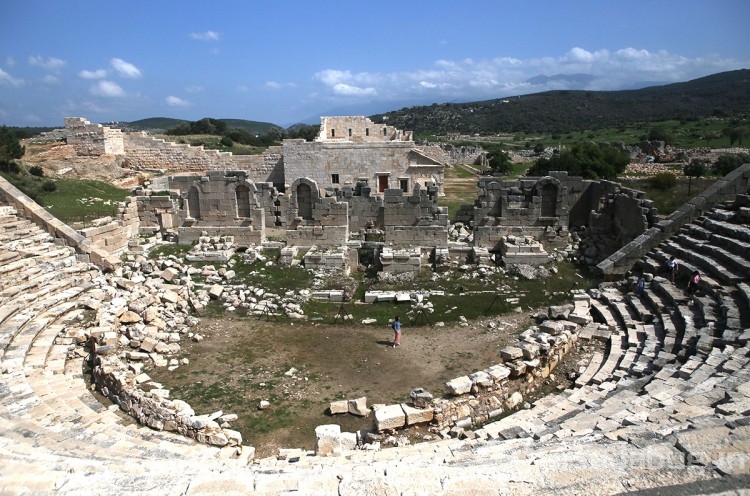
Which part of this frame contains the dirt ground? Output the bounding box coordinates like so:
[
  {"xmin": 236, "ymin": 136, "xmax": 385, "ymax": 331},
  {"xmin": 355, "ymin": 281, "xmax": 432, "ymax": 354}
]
[{"xmin": 149, "ymin": 308, "xmax": 602, "ymax": 458}]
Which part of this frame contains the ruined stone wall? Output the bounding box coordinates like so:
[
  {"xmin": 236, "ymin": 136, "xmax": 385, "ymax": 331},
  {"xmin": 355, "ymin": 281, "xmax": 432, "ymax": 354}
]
[
  {"xmin": 284, "ymin": 140, "xmax": 413, "ymax": 193},
  {"xmin": 382, "ymin": 184, "xmax": 449, "ymax": 247},
  {"xmin": 123, "ymin": 133, "xmax": 236, "ymax": 171},
  {"xmin": 588, "ymin": 181, "xmax": 657, "ymax": 241},
  {"xmin": 469, "ymin": 173, "xmax": 572, "ymax": 250},
  {"xmin": 80, "ymin": 129, "xmax": 283, "ymax": 186},
  {"xmin": 596, "ymin": 163, "xmax": 750, "ymax": 276},
  {"xmin": 134, "ymin": 194, "xmax": 180, "ymax": 232},
  {"xmin": 64, "ymin": 117, "xmax": 124, "ymax": 156},
  {"xmin": 336, "ymin": 187, "xmax": 384, "ymax": 231},
  {"xmin": 167, "ymin": 171, "xmax": 266, "ymax": 245},
  {"xmin": 286, "ymin": 178, "xmax": 348, "ymax": 247},
  {"xmin": 318, "ymin": 116, "xmax": 411, "ymax": 142},
  {"xmin": 77, "ymin": 198, "xmax": 140, "ymax": 254}
]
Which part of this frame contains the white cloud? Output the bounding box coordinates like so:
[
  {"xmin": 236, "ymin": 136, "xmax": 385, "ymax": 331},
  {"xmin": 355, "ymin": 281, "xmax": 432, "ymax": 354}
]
[
  {"xmin": 314, "ymin": 70, "xmax": 377, "ymax": 97},
  {"xmin": 185, "ymin": 85, "xmax": 204, "ymax": 93},
  {"xmin": 0, "ymin": 67, "xmax": 24, "ymax": 87},
  {"xmin": 312, "ymin": 46, "xmax": 748, "ymax": 104},
  {"xmin": 166, "ymin": 95, "xmax": 190, "ymax": 107},
  {"xmin": 79, "ymin": 69, "xmax": 107, "ymax": 79},
  {"xmin": 265, "ymin": 81, "xmax": 296, "ymax": 90},
  {"xmin": 331, "ymin": 83, "xmax": 377, "ymax": 97},
  {"xmin": 91, "ymin": 80, "xmax": 125, "ymax": 97},
  {"xmin": 5, "ymin": 56, "xmax": 15, "ymax": 67},
  {"xmin": 190, "ymin": 30, "xmax": 221, "ymax": 41},
  {"xmin": 110, "ymin": 58, "xmax": 142, "ymax": 78},
  {"xmin": 40, "ymin": 75, "xmax": 59, "ymax": 85},
  {"xmin": 28, "ymin": 55, "xmax": 66, "ymax": 70}
]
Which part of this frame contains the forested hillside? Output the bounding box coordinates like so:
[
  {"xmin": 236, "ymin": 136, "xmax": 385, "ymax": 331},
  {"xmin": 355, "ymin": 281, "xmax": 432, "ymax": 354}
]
[{"xmin": 370, "ymin": 69, "xmax": 750, "ymax": 135}]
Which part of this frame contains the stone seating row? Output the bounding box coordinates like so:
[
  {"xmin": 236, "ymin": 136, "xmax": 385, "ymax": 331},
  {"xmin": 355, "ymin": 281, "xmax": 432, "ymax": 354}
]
[
  {"xmin": 466, "ymin": 199, "xmax": 750, "ymax": 482},
  {"xmin": 0, "ymin": 207, "xmax": 225, "ymax": 469},
  {"xmin": 1, "ymin": 194, "xmax": 750, "ymax": 494}
]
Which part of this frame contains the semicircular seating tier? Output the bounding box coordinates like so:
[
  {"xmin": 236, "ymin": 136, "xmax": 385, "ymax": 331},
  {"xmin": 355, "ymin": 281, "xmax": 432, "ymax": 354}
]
[{"xmin": 1, "ymin": 186, "xmax": 750, "ymax": 494}]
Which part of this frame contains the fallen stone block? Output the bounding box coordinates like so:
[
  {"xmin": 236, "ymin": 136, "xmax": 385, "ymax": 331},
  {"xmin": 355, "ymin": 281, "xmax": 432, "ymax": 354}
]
[
  {"xmin": 315, "ymin": 424, "xmax": 342, "ymax": 456},
  {"xmin": 469, "ymin": 370, "xmax": 493, "ymax": 388},
  {"xmin": 500, "ymin": 346, "xmax": 524, "ymax": 361},
  {"xmin": 373, "ymin": 404, "xmax": 406, "ymax": 432},
  {"xmin": 161, "ymin": 267, "xmax": 179, "ymax": 282},
  {"xmin": 401, "ymin": 403, "xmax": 434, "ymax": 425},
  {"xmin": 507, "ymin": 361, "xmax": 527, "ymax": 377},
  {"xmin": 506, "ymin": 391, "xmax": 523, "ymax": 409},
  {"xmin": 409, "ymin": 387, "xmax": 433, "ymax": 408},
  {"xmin": 208, "ymin": 284, "xmax": 224, "ymax": 299},
  {"xmin": 485, "ymin": 364, "xmax": 511, "ymax": 382},
  {"xmin": 329, "ymin": 400, "xmax": 348, "ymax": 415},
  {"xmin": 445, "ymin": 376, "xmax": 473, "ymax": 395},
  {"xmin": 348, "ymin": 397, "xmax": 370, "ymax": 417}
]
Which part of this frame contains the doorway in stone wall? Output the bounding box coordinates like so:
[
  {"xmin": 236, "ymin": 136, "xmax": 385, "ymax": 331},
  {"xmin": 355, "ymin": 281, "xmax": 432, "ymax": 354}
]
[
  {"xmin": 540, "ymin": 183, "xmax": 557, "ymax": 217},
  {"xmin": 236, "ymin": 185, "xmax": 251, "ymax": 218},
  {"xmin": 296, "ymin": 183, "xmax": 313, "ymax": 220},
  {"xmin": 378, "ymin": 175, "xmax": 389, "ymax": 193},
  {"xmin": 188, "ymin": 186, "xmax": 201, "ymax": 220}
]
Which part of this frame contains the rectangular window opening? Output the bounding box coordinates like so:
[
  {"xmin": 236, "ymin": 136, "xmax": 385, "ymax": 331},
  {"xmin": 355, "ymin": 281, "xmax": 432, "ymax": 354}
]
[
  {"xmin": 348, "ymin": 128, "xmax": 352, "ymax": 137},
  {"xmin": 331, "ymin": 129, "xmax": 335, "ymax": 137},
  {"xmin": 331, "ymin": 173, "xmax": 340, "ymax": 184},
  {"xmin": 399, "ymin": 179, "xmax": 409, "ymax": 193},
  {"xmin": 365, "ymin": 128, "xmax": 370, "ymax": 136}
]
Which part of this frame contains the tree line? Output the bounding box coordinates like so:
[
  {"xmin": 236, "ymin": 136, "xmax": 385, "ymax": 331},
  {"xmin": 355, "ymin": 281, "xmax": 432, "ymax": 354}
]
[{"xmin": 164, "ymin": 117, "xmax": 320, "ymax": 147}]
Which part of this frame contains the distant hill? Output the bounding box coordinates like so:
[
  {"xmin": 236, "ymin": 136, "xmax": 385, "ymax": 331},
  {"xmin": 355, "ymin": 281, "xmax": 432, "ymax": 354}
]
[
  {"xmin": 121, "ymin": 117, "xmax": 280, "ymax": 134},
  {"xmin": 118, "ymin": 117, "xmax": 188, "ymax": 132},
  {"xmin": 370, "ymin": 69, "xmax": 750, "ymax": 135}
]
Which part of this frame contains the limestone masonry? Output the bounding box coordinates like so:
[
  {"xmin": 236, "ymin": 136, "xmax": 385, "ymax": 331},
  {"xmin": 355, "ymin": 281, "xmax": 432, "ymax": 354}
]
[{"xmin": 1, "ymin": 116, "xmax": 750, "ymax": 492}]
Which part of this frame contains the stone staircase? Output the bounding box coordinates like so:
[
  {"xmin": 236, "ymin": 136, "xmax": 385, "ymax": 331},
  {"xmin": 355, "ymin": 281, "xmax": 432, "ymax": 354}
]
[{"xmin": 1, "ymin": 196, "xmax": 750, "ymax": 494}]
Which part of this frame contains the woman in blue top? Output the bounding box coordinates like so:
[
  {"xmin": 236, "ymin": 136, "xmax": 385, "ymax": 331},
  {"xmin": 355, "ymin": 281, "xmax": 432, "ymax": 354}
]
[{"xmin": 392, "ymin": 316, "xmax": 401, "ymax": 348}]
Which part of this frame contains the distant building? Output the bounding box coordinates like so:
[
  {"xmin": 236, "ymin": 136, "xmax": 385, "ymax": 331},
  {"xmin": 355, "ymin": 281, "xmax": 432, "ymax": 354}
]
[{"xmin": 282, "ymin": 116, "xmax": 445, "ymax": 196}]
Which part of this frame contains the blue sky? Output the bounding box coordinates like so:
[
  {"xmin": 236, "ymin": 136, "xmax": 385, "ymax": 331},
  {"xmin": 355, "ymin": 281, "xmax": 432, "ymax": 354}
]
[{"xmin": 1, "ymin": 0, "xmax": 749, "ymax": 128}]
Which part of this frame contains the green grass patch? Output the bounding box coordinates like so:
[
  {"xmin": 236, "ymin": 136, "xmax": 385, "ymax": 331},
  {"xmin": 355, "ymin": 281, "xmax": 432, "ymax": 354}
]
[
  {"xmin": 449, "ymin": 165, "xmax": 477, "ymax": 179},
  {"xmin": 619, "ymin": 177, "xmax": 716, "ymax": 215},
  {"xmin": 41, "ymin": 179, "xmax": 130, "ymax": 222},
  {"xmin": 301, "ymin": 261, "xmax": 595, "ymax": 325},
  {"xmin": 148, "ymin": 243, "xmax": 193, "ymax": 259},
  {"xmin": 229, "ymin": 254, "xmax": 314, "ymax": 291}
]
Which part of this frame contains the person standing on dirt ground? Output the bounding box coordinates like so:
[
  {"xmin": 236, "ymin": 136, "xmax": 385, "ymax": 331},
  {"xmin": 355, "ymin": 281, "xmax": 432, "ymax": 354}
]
[
  {"xmin": 391, "ymin": 316, "xmax": 401, "ymax": 348},
  {"xmin": 667, "ymin": 256, "xmax": 678, "ymax": 283}
]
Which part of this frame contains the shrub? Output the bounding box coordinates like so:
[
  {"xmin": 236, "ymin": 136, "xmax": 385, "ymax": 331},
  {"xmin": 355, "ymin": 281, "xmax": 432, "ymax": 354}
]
[
  {"xmin": 29, "ymin": 165, "xmax": 44, "ymax": 177},
  {"xmin": 41, "ymin": 180, "xmax": 57, "ymax": 192},
  {"xmin": 650, "ymin": 172, "xmax": 677, "ymax": 191},
  {"xmin": 220, "ymin": 136, "xmax": 234, "ymax": 147},
  {"xmin": 0, "ymin": 161, "xmax": 21, "ymax": 174}
]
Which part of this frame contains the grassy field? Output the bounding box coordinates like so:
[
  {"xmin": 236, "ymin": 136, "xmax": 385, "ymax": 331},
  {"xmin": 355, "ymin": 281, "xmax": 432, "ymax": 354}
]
[
  {"xmin": 1, "ymin": 173, "xmax": 131, "ymax": 224},
  {"xmin": 40, "ymin": 179, "xmax": 131, "ymax": 223}
]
